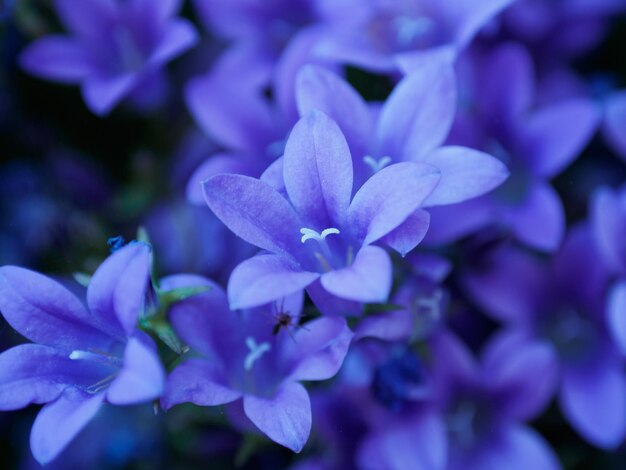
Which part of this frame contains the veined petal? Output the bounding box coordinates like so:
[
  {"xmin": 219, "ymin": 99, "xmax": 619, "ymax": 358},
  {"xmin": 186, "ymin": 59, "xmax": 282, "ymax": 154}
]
[
  {"xmin": 376, "ymin": 60, "xmax": 456, "ymax": 160},
  {"xmin": 321, "ymin": 246, "xmax": 392, "ymax": 303},
  {"xmin": 244, "ymin": 382, "xmax": 311, "ymax": 453},
  {"xmin": 228, "ymin": 255, "xmax": 319, "ymax": 310},
  {"xmin": 161, "ymin": 358, "xmax": 241, "ymax": 410},
  {"xmin": 87, "ymin": 242, "xmax": 152, "ymax": 338},
  {"xmin": 283, "ymin": 111, "xmax": 353, "ymax": 228},
  {"xmin": 30, "ymin": 388, "xmax": 105, "ymax": 465},
  {"xmin": 106, "ymin": 337, "xmax": 164, "ymax": 405},
  {"xmin": 0, "ymin": 266, "xmax": 115, "ymax": 353},
  {"xmin": 348, "ymin": 162, "xmax": 440, "ymax": 245},
  {"xmin": 203, "ymin": 174, "xmax": 302, "ymax": 256},
  {"xmin": 20, "ymin": 36, "xmax": 92, "ymax": 82},
  {"xmin": 420, "ymin": 146, "xmax": 509, "ymax": 207}
]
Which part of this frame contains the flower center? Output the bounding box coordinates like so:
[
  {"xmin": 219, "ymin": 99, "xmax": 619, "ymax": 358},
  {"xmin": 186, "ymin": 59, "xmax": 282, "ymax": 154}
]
[
  {"xmin": 244, "ymin": 337, "xmax": 271, "ymax": 371},
  {"xmin": 300, "ymin": 227, "xmax": 341, "ymax": 272},
  {"xmin": 363, "ymin": 155, "xmax": 392, "ymax": 174}
]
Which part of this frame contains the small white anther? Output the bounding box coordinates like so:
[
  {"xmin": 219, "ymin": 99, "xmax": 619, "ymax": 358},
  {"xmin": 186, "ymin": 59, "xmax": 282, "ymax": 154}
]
[
  {"xmin": 363, "ymin": 155, "xmax": 392, "ymax": 174},
  {"xmin": 300, "ymin": 227, "xmax": 340, "ymax": 244}
]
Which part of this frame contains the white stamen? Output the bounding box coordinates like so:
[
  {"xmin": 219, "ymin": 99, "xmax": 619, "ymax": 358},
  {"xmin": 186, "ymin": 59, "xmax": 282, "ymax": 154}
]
[
  {"xmin": 300, "ymin": 227, "xmax": 340, "ymax": 244},
  {"xmin": 69, "ymin": 350, "xmax": 89, "ymax": 360},
  {"xmin": 363, "ymin": 155, "xmax": 392, "ymax": 174},
  {"xmin": 244, "ymin": 337, "xmax": 271, "ymax": 371},
  {"xmin": 393, "ymin": 16, "xmax": 435, "ymax": 47}
]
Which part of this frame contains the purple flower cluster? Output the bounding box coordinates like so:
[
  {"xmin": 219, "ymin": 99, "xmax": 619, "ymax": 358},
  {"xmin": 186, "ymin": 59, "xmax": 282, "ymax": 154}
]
[{"xmin": 3, "ymin": 0, "xmax": 626, "ymax": 467}]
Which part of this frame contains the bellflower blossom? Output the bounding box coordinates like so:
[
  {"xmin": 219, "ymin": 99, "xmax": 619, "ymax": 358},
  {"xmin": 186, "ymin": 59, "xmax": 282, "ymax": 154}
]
[
  {"xmin": 426, "ymin": 43, "xmax": 600, "ymax": 251},
  {"xmin": 462, "ymin": 227, "xmax": 626, "ymax": 448},
  {"xmin": 203, "ymin": 110, "xmax": 442, "ymax": 312},
  {"xmin": 20, "ymin": 0, "xmax": 198, "ymax": 115},
  {"xmin": 161, "ymin": 275, "xmax": 353, "ymax": 452},
  {"xmin": 0, "ymin": 242, "xmax": 165, "ymax": 464}
]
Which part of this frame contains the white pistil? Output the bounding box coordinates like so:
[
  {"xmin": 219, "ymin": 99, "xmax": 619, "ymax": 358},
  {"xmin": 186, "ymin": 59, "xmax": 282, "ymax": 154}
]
[
  {"xmin": 363, "ymin": 155, "xmax": 392, "ymax": 174},
  {"xmin": 69, "ymin": 349, "xmax": 123, "ymax": 367},
  {"xmin": 244, "ymin": 337, "xmax": 271, "ymax": 371},
  {"xmin": 393, "ymin": 16, "xmax": 435, "ymax": 47},
  {"xmin": 300, "ymin": 227, "xmax": 340, "ymax": 244}
]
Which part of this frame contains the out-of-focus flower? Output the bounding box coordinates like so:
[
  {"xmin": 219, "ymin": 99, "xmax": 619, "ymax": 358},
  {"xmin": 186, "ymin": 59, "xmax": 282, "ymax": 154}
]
[
  {"xmin": 0, "ymin": 243, "xmax": 165, "ymax": 464},
  {"xmin": 161, "ymin": 275, "xmax": 353, "ymax": 452},
  {"xmin": 20, "ymin": 0, "xmax": 198, "ymax": 115}
]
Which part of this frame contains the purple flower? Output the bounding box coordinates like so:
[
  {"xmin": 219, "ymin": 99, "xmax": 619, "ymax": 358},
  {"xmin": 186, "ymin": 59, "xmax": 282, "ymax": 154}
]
[
  {"xmin": 20, "ymin": 0, "xmax": 198, "ymax": 115},
  {"xmin": 0, "ymin": 243, "xmax": 165, "ymax": 464},
  {"xmin": 603, "ymin": 90, "xmax": 626, "ymax": 161},
  {"xmin": 203, "ymin": 111, "xmax": 442, "ymax": 312},
  {"xmin": 314, "ymin": 0, "xmax": 515, "ymax": 72},
  {"xmin": 462, "ymin": 227, "xmax": 626, "ymax": 449},
  {"xmin": 160, "ymin": 275, "xmax": 353, "ymax": 452}
]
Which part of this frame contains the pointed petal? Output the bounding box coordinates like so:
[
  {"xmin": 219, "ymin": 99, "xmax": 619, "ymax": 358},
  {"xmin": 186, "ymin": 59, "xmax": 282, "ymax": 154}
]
[
  {"xmin": 420, "ymin": 146, "xmax": 509, "ymax": 207},
  {"xmin": 451, "ymin": 0, "xmax": 517, "ymax": 47},
  {"xmin": 82, "ymin": 73, "xmax": 137, "ymax": 116},
  {"xmin": 376, "ymin": 60, "xmax": 456, "ymax": 160},
  {"xmin": 348, "ymin": 162, "xmax": 440, "ymax": 245},
  {"xmin": 590, "ymin": 187, "xmax": 626, "ymax": 274},
  {"xmin": 203, "ymin": 174, "xmax": 302, "ymax": 256},
  {"xmin": 106, "ymin": 337, "xmax": 164, "ymax": 405},
  {"xmin": 228, "ymin": 255, "xmax": 319, "ymax": 310},
  {"xmin": 283, "ymin": 317, "xmax": 353, "ymax": 381},
  {"xmin": 296, "ymin": 66, "xmax": 372, "ymax": 158},
  {"xmin": 521, "ymin": 99, "xmax": 600, "ymax": 178},
  {"xmin": 148, "ymin": 19, "xmax": 198, "ymax": 66},
  {"xmin": 244, "ymin": 382, "xmax": 311, "ymax": 453},
  {"xmin": 87, "ymin": 242, "xmax": 152, "ymax": 338},
  {"xmin": 0, "ymin": 266, "xmax": 114, "ymax": 352},
  {"xmin": 305, "ymin": 279, "xmax": 363, "ymax": 316},
  {"xmin": 54, "ymin": 0, "xmax": 116, "ymax": 38},
  {"xmin": 560, "ymin": 359, "xmax": 626, "ymax": 448},
  {"xmin": 608, "ymin": 281, "xmax": 626, "ymax": 355},
  {"xmin": 321, "ymin": 246, "xmax": 391, "ymax": 303},
  {"xmin": 380, "ymin": 209, "xmax": 430, "ymax": 257},
  {"xmin": 162, "ymin": 358, "xmax": 241, "ymax": 410},
  {"xmin": 283, "ymin": 111, "xmax": 353, "ymax": 228},
  {"xmin": 506, "ymin": 181, "xmax": 565, "ymax": 252},
  {"xmin": 20, "ymin": 36, "xmax": 91, "ymax": 82},
  {"xmin": 30, "ymin": 388, "xmax": 105, "ymax": 465}
]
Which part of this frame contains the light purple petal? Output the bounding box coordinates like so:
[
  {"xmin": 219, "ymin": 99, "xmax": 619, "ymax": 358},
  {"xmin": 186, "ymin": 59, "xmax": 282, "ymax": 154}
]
[
  {"xmin": 451, "ymin": 0, "xmax": 517, "ymax": 47},
  {"xmin": 82, "ymin": 73, "xmax": 137, "ymax": 116},
  {"xmin": 106, "ymin": 337, "xmax": 164, "ymax": 405},
  {"xmin": 608, "ymin": 281, "xmax": 626, "ymax": 355},
  {"xmin": 376, "ymin": 60, "xmax": 456, "ymax": 160},
  {"xmin": 203, "ymin": 174, "xmax": 303, "ymax": 257},
  {"xmin": 560, "ymin": 359, "xmax": 626, "ymax": 448},
  {"xmin": 148, "ymin": 19, "xmax": 198, "ymax": 67},
  {"xmin": 380, "ymin": 209, "xmax": 430, "ymax": 257},
  {"xmin": 260, "ymin": 157, "xmax": 286, "ymax": 194},
  {"xmin": 283, "ymin": 111, "xmax": 353, "ymax": 228},
  {"xmin": 162, "ymin": 358, "xmax": 241, "ymax": 410},
  {"xmin": 424, "ymin": 196, "xmax": 494, "ymax": 245},
  {"xmin": 603, "ymin": 90, "xmax": 626, "ymax": 160},
  {"xmin": 305, "ymin": 279, "xmax": 363, "ymax": 316},
  {"xmin": 54, "ymin": 0, "xmax": 116, "ymax": 38},
  {"xmin": 0, "ymin": 266, "xmax": 114, "ymax": 353},
  {"xmin": 228, "ymin": 255, "xmax": 319, "ymax": 310},
  {"xmin": 244, "ymin": 382, "xmax": 311, "ymax": 453},
  {"xmin": 284, "ymin": 317, "xmax": 353, "ymax": 381},
  {"xmin": 521, "ymin": 99, "xmax": 600, "ymax": 178},
  {"xmin": 296, "ymin": 65, "xmax": 372, "ymax": 158},
  {"xmin": 87, "ymin": 242, "xmax": 152, "ymax": 338},
  {"xmin": 506, "ymin": 181, "xmax": 565, "ymax": 252},
  {"xmin": 30, "ymin": 388, "xmax": 105, "ymax": 465},
  {"xmin": 420, "ymin": 146, "xmax": 509, "ymax": 207},
  {"xmin": 590, "ymin": 187, "xmax": 626, "ymax": 274},
  {"xmin": 348, "ymin": 162, "xmax": 440, "ymax": 245},
  {"xmin": 20, "ymin": 36, "xmax": 91, "ymax": 82},
  {"xmin": 320, "ymin": 246, "xmax": 391, "ymax": 303}
]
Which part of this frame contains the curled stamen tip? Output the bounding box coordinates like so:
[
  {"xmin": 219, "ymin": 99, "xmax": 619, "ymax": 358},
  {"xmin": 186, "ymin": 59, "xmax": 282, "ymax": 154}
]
[
  {"xmin": 244, "ymin": 337, "xmax": 272, "ymax": 371},
  {"xmin": 300, "ymin": 227, "xmax": 340, "ymax": 243},
  {"xmin": 69, "ymin": 350, "xmax": 87, "ymax": 360},
  {"xmin": 363, "ymin": 155, "xmax": 392, "ymax": 173}
]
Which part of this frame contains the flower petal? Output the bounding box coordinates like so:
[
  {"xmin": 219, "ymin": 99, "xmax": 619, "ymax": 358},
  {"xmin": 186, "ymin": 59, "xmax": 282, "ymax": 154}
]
[
  {"xmin": 82, "ymin": 73, "xmax": 137, "ymax": 116},
  {"xmin": 283, "ymin": 111, "xmax": 353, "ymax": 228},
  {"xmin": 0, "ymin": 266, "xmax": 114, "ymax": 352},
  {"xmin": 376, "ymin": 60, "xmax": 456, "ymax": 160},
  {"xmin": 590, "ymin": 186, "xmax": 626, "ymax": 275},
  {"xmin": 20, "ymin": 36, "xmax": 91, "ymax": 82},
  {"xmin": 603, "ymin": 91, "xmax": 626, "ymax": 160},
  {"xmin": 162, "ymin": 358, "xmax": 241, "ymax": 410},
  {"xmin": 244, "ymin": 382, "xmax": 311, "ymax": 453},
  {"xmin": 106, "ymin": 337, "xmax": 164, "ymax": 405},
  {"xmin": 87, "ymin": 242, "xmax": 152, "ymax": 338},
  {"xmin": 228, "ymin": 255, "xmax": 319, "ymax": 310},
  {"xmin": 54, "ymin": 0, "xmax": 116, "ymax": 38},
  {"xmin": 420, "ymin": 146, "xmax": 509, "ymax": 207},
  {"xmin": 348, "ymin": 162, "xmax": 440, "ymax": 245},
  {"xmin": 30, "ymin": 388, "xmax": 105, "ymax": 465},
  {"xmin": 380, "ymin": 209, "xmax": 430, "ymax": 257},
  {"xmin": 148, "ymin": 19, "xmax": 198, "ymax": 67},
  {"xmin": 608, "ymin": 281, "xmax": 626, "ymax": 355},
  {"xmin": 203, "ymin": 174, "xmax": 303, "ymax": 257},
  {"xmin": 321, "ymin": 246, "xmax": 392, "ymax": 303}
]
